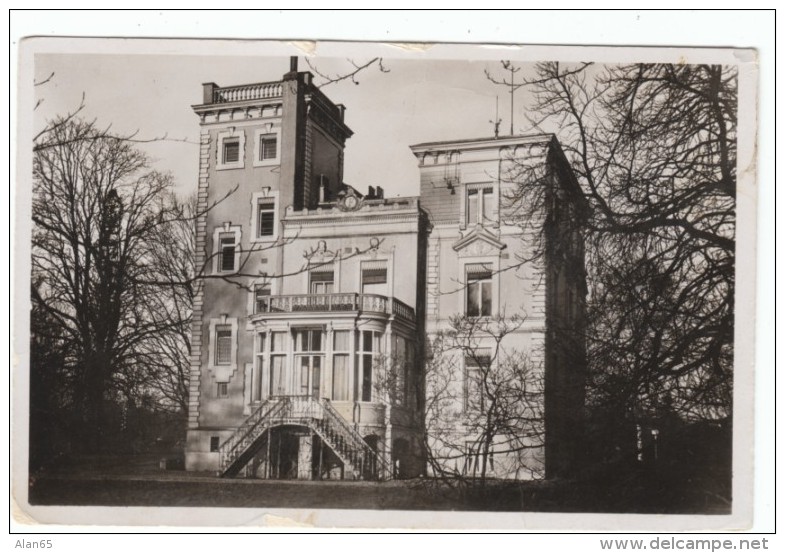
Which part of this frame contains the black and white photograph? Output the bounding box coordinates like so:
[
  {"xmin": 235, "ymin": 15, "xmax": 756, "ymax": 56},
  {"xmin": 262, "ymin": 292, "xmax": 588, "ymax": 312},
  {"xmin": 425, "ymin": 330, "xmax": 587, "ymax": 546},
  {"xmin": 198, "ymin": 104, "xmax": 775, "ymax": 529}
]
[{"xmin": 12, "ymin": 16, "xmax": 766, "ymax": 532}]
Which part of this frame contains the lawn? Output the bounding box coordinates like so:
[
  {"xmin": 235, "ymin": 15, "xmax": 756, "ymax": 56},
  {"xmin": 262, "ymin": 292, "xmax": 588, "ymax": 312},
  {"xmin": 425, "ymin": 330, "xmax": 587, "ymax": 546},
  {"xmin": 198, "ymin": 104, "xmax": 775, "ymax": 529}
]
[{"xmin": 25, "ymin": 454, "xmax": 731, "ymax": 514}]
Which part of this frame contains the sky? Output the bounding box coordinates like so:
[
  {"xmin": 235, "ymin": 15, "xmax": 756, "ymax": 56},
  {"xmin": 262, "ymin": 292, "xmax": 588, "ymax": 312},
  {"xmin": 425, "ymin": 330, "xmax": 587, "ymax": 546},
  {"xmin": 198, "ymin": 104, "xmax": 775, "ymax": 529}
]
[{"xmin": 34, "ymin": 52, "xmax": 542, "ymax": 199}]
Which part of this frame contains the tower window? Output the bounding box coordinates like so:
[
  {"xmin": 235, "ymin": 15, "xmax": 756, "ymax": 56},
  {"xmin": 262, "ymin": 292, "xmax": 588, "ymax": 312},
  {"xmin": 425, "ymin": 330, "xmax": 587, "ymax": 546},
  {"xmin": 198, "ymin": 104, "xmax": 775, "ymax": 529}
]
[
  {"xmin": 257, "ymin": 200, "xmax": 275, "ymax": 237},
  {"xmin": 220, "ymin": 235, "xmax": 236, "ymax": 272},
  {"xmin": 259, "ymin": 135, "xmax": 277, "ymax": 161},
  {"xmin": 215, "ymin": 326, "xmax": 232, "ymax": 365},
  {"xmin": 222, "ymin": 138, "xmax": 240, "ymax": 164}
]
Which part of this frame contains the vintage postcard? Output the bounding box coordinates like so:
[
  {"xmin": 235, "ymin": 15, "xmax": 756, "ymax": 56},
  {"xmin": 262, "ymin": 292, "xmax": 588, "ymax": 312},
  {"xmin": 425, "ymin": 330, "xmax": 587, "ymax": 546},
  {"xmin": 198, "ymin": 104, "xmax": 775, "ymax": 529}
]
[{"xmin": 13, "ymin": 36, "xmax": 760, "ymax": 531}]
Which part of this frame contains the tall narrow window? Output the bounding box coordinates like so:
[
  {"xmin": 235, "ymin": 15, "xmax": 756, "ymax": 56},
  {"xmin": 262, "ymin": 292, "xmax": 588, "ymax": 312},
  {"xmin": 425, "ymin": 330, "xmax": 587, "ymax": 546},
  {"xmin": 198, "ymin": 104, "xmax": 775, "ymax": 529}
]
[
  {"xmin": 220, "ymin": 234, "xmax": 236, "ymax": 272},
  {"xmin": 257, "ymin": 200, "xmax": 275, "ymax": 238},
  {"xmin": 310, "ymin": 268, "xmax": 334, "ymax": 295},
  {"xmin": 464, "ymin": 349, "xmax": 492, "ymax": 412},
  {"xmin": 332, "ymin": 330, "xmax": 351, "ymax": 401},
  {"xmin": 269, "ymin": 331, "xmax": 287, "ymax": 397},
  {"xmin": 215, "ymin": 326, "xmax": 232, "ymax": 365},
  {"xmin": 466, "ymin": 263, "xmax": 493, "ymax": 317},
  {"xmin": 294, "ymin": 329, "xmax": 324, "ymax": 398},
  {"xmin": 259, "ymin": 135, "xmax": 277, "ymax": 161},
  {"xmin": 481, "ymin": 187, "xmax": 494, "ymax": 222},
  {"xmin": 254, "ymin": 283, "xmax": 271, "ymax": 314},
  {"xmin": 467, "ymin": 188, "xmax": 479, "ymax": 226},
  {"xmin": 222, "ymin": 138, "xmax": 240, "ymax": 164},
  {"xmin": 253, "ymin": 333, "xmax": 266, "ymax": 402},
  {"xmin": 361, "ymin": 261, "xmax": 388, "ymax": 296},
  {"xmin": 357, "ymin": 330, "xmax": 380, "ymax": 402}
]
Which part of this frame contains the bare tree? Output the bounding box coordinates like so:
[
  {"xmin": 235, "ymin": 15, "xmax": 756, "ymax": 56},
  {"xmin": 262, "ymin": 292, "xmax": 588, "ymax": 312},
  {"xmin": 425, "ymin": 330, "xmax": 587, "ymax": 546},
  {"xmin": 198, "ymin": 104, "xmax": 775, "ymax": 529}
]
[
  {"xmin": 31, "ymin": 117, "xmax": 189, "ymax": 452},
  {"xmin": 511, "ymin": 62, "xmax": 736, "ymax": 435},
  {"xmin": 304, "ymin": 57, "xmax": 389, "ymax": 88},
  {"xmin": 130, "ymin": 194, "xmax": 198, "ymax": 414},
  {"xmin": 423, "ymin": 315, "xmax": 545, "ymax": 487}
]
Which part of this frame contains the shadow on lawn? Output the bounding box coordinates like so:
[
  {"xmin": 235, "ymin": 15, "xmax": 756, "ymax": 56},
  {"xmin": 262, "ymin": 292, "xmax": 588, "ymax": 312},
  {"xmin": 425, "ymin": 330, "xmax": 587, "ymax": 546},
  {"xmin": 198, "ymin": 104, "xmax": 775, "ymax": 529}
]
[{"xmin": 26, "ymin": 451, "xmax": 730, "ymax": 514}]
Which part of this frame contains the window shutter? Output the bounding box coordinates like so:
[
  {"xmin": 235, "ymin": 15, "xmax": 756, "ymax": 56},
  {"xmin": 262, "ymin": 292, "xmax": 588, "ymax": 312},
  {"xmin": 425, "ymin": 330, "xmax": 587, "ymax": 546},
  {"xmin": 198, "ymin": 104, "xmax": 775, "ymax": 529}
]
[
  {"xmin": 261, "ymin": 136, "xmax": 277, "ymax": 160},
  {"xmin": 309, "ymin": 267, "xmax": 334, "ymax": 283},
  {"xmin": 223, "ymin": 139, "xmax": 240, "ymax": 163},
  {"xmin": 362, "ymin": 260, "xmax": 388, "ymax": 285}
]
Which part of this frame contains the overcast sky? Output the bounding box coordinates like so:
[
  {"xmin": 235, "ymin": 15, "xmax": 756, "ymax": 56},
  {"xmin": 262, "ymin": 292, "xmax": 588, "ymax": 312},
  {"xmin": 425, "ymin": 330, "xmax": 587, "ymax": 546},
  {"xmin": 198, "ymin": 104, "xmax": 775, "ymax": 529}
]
[{"xmin": 34, "ymin": 52, "xmax": 542, "ymax": 199}]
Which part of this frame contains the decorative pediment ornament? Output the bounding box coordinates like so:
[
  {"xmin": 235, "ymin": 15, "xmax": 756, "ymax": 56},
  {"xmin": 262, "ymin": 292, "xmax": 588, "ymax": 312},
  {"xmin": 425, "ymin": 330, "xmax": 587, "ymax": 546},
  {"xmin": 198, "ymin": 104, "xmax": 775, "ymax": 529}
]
[
  {"xmin": 452, "ymin": 226, "xmax": 507, "ymax": 257},
  {"xmin": 303, "ymin": 239, "xmax": 338, "ymax": 263},
  {"xmin": 338, "ymin": 189, "xmax": 362, "ymax": 212}
]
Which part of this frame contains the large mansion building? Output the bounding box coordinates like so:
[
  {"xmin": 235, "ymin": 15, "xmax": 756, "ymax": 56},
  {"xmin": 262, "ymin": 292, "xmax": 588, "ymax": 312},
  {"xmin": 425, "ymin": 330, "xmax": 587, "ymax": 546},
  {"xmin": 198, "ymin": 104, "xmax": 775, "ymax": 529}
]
[{"xmin": 185, "ymin": 59, "xmax": 586, "ymax": 481}]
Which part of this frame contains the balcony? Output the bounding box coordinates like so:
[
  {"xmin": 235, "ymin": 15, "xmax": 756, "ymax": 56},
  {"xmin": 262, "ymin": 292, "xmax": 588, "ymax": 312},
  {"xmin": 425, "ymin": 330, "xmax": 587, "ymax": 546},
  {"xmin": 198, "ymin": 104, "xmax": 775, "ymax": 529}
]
[
  {"xmin": 252, "ymin": 293, "xmax": 415, "ymax": 323},
  {"xmin": 211, "ymin": 81, "xmax": 283, "ymax": 103}
]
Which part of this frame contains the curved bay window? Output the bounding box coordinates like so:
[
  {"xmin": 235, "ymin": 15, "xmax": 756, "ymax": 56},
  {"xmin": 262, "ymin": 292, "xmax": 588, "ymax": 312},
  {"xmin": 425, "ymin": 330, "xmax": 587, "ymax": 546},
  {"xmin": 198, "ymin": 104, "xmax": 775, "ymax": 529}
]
[{"xmin": 294, "ymin": 329, "xmax": 324, "ymax": 398}]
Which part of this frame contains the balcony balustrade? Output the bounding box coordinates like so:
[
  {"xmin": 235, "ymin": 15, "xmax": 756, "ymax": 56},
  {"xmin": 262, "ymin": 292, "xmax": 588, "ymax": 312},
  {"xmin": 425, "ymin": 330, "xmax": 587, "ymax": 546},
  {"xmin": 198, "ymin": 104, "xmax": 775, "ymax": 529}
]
[
  {"xmin": 253, "ymin": 293, "xmax": 415, "ymax": 323},
  {"xmin": 212, "ymin": 81, "xmax": 283, "ymax": 103}
]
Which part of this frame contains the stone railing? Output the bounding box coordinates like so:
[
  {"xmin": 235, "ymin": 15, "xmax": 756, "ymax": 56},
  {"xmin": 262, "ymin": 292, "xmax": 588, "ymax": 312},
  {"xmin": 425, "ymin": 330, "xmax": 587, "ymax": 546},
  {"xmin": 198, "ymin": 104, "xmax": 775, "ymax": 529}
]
[
  {"xmin": 213, "ymin": 81, "xmax": 283, "ymax": 103},
  {"xmin": 255, "ymin": 293, "xmax": 415, "ymax": 323}
]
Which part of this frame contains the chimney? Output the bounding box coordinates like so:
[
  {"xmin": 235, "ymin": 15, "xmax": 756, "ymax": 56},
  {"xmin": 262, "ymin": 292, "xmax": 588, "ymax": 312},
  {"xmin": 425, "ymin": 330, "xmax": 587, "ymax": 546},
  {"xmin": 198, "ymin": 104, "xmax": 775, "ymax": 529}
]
[
  {"xmin": 290, "ymin": 56, "xmax": 298, "ymax": 73},
  {"xmin": 319, "ymin": 175, "xmax": 329, "ymax": 203},
  {"xmin": 202, "ymin": 82, "xmax": 218, "ymax": 104},
  {"xmin": 367, "ymin": 186, "xmax": 375, "ymax": 199},
  {"xmin": 376, "ymin": 186, "xmax": 384, "ymax": 200}
]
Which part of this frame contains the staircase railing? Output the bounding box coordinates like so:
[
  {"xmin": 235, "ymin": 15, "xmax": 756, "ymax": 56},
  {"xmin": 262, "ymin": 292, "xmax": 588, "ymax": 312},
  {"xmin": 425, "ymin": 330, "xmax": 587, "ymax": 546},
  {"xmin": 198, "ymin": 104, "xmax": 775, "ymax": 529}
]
[
  {"xmin": 319, "ymin": 398, "xmax": 391, "ymax": 480},
  {"xmin": 218, "ymin": 396, "xmax": 391, "ymax": 480},
  {"xmin": 219, "ymin": 398, "xmax": 288, "ymax": 473}
]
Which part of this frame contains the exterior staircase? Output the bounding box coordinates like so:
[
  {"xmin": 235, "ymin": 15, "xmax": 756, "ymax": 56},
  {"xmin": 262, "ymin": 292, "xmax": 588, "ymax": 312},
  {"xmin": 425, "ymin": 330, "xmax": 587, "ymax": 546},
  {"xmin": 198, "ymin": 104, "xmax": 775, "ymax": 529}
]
[{"xmin": 218, "ymin": 396, "xmax": 390, "ymax": 480}]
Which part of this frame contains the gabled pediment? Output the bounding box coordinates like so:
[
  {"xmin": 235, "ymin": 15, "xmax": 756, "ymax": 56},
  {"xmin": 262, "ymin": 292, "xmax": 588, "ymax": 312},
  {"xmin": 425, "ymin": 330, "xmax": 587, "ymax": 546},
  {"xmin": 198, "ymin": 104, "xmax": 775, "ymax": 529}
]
[{"xmin": 452, "ymin": 226, "xmax": 507, "ymax": 257}]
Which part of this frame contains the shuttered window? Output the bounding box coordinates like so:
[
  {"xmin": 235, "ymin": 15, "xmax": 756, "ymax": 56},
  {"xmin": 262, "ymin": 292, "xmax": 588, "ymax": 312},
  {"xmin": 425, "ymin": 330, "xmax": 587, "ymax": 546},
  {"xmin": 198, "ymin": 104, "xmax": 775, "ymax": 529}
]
[
  {"xmin": 362, "ymin": 260, "xmax": 387, "ymax": 295},
  {"xmin": 222, "ymin": 139, "xmax": 240, "ymax": 164},
  {"xmin": 215, "ymin": 326, "xmax": 232, "ymax": 365}
]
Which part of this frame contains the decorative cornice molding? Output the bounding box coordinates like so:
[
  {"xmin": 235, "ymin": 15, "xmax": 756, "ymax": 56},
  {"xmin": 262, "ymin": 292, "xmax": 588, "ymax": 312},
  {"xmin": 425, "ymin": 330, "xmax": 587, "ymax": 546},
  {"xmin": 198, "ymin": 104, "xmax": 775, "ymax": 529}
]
[{"xmin": 452, "ymin": 225, "xmax": 507, "ymax": 256}]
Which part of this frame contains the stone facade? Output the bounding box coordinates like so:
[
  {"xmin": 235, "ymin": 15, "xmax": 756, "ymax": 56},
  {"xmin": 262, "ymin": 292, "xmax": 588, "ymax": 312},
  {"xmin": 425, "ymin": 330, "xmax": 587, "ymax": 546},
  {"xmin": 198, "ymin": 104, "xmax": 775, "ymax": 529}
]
[{"xmin": 411, "ymin": 136, "xmax": 587, "ymax": 479}]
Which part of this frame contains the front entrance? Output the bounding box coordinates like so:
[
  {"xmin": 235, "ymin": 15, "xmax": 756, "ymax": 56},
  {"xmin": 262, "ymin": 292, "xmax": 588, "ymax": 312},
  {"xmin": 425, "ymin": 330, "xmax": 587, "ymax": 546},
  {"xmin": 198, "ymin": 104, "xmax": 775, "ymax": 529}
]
[{"xmin": 257, "ymin": 426, "xmax": 344, "ymax": 480}]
